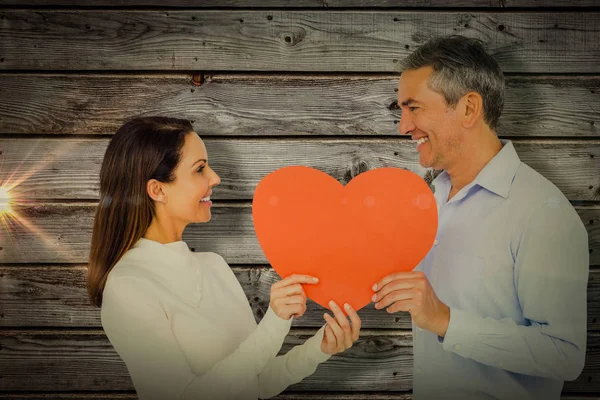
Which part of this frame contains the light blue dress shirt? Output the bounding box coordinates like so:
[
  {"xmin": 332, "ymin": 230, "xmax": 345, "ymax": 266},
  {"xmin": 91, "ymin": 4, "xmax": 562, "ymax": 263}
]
[{"xmin": 412, "ymin": 140, "xmax": 589, "ymax": 400}]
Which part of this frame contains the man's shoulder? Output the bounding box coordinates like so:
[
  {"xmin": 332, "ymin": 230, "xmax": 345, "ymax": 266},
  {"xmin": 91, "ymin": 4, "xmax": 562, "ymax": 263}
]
[
  {"xmin": 511, "ymin": 162, "xmax": 569, "ymax": 207},
  {"xmin": 510, "ymin": 162, "xmax": 584, "ymax": 230}
]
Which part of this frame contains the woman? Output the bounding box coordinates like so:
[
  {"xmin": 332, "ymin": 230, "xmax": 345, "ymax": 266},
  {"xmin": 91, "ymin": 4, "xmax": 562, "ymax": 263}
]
[{"xmin": 87, "ymin": 117, "xmax": 361, "ymax": 400}]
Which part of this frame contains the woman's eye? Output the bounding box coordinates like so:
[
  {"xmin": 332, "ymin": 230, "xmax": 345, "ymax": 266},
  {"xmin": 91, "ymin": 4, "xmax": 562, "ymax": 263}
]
[{"xmin": 197, "ymin": 166, "xmax": 205, "ymax": 173}]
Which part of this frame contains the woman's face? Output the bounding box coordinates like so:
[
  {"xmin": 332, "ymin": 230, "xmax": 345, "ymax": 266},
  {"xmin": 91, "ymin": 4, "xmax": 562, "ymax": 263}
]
[{"xmin": 162, "ymin": 132, "xmax": 221, "ymax": 225}]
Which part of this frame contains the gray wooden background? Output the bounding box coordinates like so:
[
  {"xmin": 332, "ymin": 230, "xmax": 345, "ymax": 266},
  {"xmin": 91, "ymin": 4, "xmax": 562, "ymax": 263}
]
[{"xmin": 0, "ymin": 0, "xmax": 599, "ymax": 399}]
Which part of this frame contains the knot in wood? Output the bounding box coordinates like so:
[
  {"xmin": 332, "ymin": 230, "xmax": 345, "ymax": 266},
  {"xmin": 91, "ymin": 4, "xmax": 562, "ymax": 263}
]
[{"xmin": 280, "ymin": 28, "xmax": 306, "ymax": 47}]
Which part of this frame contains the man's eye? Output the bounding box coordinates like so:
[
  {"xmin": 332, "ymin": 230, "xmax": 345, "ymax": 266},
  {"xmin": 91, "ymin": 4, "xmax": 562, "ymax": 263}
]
[{"xmin": 409, "ymin": 106, "xmax": 418, "ymax": 112}]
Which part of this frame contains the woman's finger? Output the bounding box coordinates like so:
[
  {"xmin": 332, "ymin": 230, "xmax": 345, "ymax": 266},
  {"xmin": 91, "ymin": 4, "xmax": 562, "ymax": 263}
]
[
  {"xmin": 344, "ymin": 303, "xmax": 361, "ymax": 342},
  {"xmin": 271, "ymin": 283, "xmax": 304, "ymax": 299},
  {"xmin": 324, "ymin": 312, "xmax": 345, "ymax": 352},
  {"xmin": 324, "ymin": 324, "xmax": 336, "ymax": 354},
  {"xmin": 329, "ymin": 301, "xmax": 352, "ymax": 349},
  {"xmin": 272, "ymin": 274, "xmax": 319, "ymax": 290},
  {"xmin": 285, "ymin": 294, "xmax": 307, "ymax": 305},
  {"xmin": 288, "ymin": 303, "xmax": 306, "ymax": 318}
]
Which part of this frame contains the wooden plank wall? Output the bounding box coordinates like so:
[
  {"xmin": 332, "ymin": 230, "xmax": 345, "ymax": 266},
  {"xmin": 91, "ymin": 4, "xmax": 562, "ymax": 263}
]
[{"xmin": 0, "ymin": 1, "xmax": 599, "ymax": 399}]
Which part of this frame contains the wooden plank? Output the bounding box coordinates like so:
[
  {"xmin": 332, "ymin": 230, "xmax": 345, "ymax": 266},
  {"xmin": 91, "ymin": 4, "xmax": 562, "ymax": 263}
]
[
  {"xmin": 0, "ymin": 394, "xmax": 414, "ymax": 400},
  {"xmin": 0, "ymin": 203, "xmax": 597, "ymax": 264},
  {"xmin": 1, "ymin": 329, "xmax": 599, "ymax": 392},
  {"xmin": 0, "ymin": 394, "xmax": 597, "ymax": 400},
  {"xmin": 3, "ymin": 266, "xmax": 600, "ymax": 331},
  {"xmin": 0, "ymin": 329, "xmax": 414, "ymax": 392},
  {"xmin": 0, "ymin": 74, "xmax": 598, "ymax": 137},
  {"xmin": 0, "ymin": 0, "xmax": 598, "ymax": 7},
  {"xmin": 1, "ymin": 11, "xmax": 599, "ymax": 73},
  {"xmin": 0, "ymin": 139, "xmax": 598, "ymax": 201}
]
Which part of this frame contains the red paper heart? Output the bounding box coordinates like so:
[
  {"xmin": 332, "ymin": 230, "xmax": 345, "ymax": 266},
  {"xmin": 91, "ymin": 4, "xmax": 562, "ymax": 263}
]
[{"xmin": 252, "ymin": 166, "xmax": 437, "ymax": 311}]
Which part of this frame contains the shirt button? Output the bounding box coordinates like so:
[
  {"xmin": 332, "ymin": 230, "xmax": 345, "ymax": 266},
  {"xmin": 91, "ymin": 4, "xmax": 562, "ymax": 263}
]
[
  {"xmin": 454, "ymin": 344, "xmax": 461, "ymax": 351},
  {"xmin": 434, "ymin": 239, "xmax": 439, "ymax": 246},
  {"xmin": 416, "ymin": 368, "xmax": 421, "ymax": 374},
  {"xmin": 196, "ymin": 284, "xmax": 201, "ymax": 291}
]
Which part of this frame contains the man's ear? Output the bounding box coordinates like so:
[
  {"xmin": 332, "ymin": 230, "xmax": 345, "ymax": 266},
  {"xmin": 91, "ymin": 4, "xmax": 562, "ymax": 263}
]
[
  {"xmin": 461, "ymin": 91, "xmax": 483, "ymax": 129},
  {"xmin": 147, "ymin": 179, "xmax": 167, "ymax": 203}
]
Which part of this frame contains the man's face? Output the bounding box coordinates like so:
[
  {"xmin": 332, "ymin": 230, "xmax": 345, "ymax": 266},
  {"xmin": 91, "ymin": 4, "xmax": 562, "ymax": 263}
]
[{"xmin": 397, "ymin": 66, "xmax": 464, "ymax": 170}]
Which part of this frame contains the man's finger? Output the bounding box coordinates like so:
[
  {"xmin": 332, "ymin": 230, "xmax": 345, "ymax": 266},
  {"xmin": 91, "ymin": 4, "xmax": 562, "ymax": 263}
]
[
  {"xmin": 375, "ymin": 290, "xmax": 415, "ymax": 309},
  {"xmin": 373, "ymin": 271, "xmax": 424, "ymax": 293},
  {"xmin": 372, "ymin": 279, "xmax": 420, "ymax": 303},
  {"xmin": 386, "ymin": 299, "xmax": 414, "ymax": 314}
]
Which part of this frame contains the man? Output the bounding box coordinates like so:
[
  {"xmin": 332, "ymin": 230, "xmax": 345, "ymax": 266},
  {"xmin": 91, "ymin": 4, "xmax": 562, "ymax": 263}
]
[{"xmin": 372, "ymin": 35, "xmax": 589, "ymax": 399}]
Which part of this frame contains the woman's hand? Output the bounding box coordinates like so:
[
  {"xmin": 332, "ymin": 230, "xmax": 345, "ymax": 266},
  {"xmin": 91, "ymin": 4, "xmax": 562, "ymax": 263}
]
[
  {"xmin": 270, "ymin": 274, "xmax": 319, "ymax": 320},
  {"xmin": 321, "ymin": 301, "xmax": 361, "ymax": 355}
]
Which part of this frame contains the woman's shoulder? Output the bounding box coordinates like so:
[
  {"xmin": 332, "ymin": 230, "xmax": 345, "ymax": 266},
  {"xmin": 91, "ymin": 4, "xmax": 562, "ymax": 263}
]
[
  {"xmin": 191, "ymin": 251, "xmax": 236, "ymax": 279},
  {"xmin": 109, "ymin": 247, "xmax": 153, "ymax": 280},
  {"xmin": 192, "ymin": 251, "xmax": 229, "ymax": 268},
  {"xmin": 105, "ymin": 246, "xmax": 170, "ymax": 299}
]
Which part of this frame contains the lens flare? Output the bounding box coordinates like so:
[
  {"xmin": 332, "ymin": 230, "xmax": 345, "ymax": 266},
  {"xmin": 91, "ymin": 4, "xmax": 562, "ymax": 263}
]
[
  {"xmin": 0, "ymin": 140, "xmax": 82, "ymax": 259},
  {"xmin": 0, "ymin": 186, "xmax": 11, "ymax": 214}
]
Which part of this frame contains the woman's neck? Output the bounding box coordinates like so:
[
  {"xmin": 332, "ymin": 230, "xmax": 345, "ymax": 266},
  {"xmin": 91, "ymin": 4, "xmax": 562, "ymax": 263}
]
[{"xmin": 144, "ymin": 214, "xmax": 184, "ymax": 244}]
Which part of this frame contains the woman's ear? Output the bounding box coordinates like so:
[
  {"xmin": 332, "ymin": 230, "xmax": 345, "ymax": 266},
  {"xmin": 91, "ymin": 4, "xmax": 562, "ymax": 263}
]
[{"xmin": 147, "ymin": 179, "xmax": 167, "ymax": 203}]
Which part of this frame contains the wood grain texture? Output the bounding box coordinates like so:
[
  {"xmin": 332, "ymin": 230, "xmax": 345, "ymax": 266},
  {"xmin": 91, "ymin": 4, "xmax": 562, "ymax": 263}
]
[
  {"xmin": 0, "ymin": 329, "xmax": 599, "ymax": 392},
  {"xmin": 0, "ymin": 203, "xmax": 597, "ymax": 265},
  {"xmin": 0, "ymin": 0, "xmax": 598, "ymax": 7},
  {"xmin": 0, "ymin": 329, "xmax": 414, "ymax": 392},
  {"xmin": 0, "ymin": 74, "xmax": 598, "ymax": 137},
  {"xmin": 1, "ymin": 139, "xmax": 599, "ymax": 201},
  {"xmin": 0, "ymin": 394, "xmax": 596, "ymax": 400},
  {"xmin": 2, "ymin": 266, "xmax": 600, "ymax": 331},
  {"xmin": 1, "ymin": 11, "xmax": 599, "ymax": 72}
]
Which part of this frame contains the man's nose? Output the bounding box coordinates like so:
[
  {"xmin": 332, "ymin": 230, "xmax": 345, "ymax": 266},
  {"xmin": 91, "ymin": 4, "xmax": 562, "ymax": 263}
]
[{"xmin": 398, "ymin": 113, "xmax": 414, "ymax": 136}]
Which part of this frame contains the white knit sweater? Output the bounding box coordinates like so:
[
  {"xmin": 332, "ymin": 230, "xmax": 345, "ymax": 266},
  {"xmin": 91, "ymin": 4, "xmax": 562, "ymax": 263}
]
[{"xmin": 101, "ymin": 237, "xmax": 330, "ymax": 400}]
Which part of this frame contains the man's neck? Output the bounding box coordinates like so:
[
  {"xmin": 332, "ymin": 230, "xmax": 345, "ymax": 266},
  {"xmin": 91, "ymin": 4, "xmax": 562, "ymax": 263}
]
[{"xmin": 445, "ymin": 132, "xmax": 503, "ymax": 200}]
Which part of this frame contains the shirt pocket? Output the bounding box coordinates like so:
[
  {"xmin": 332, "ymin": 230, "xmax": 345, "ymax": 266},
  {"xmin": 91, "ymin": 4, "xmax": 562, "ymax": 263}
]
[{"xmin": 432, "ymin": 249, "xmax": 485, "ymax": 313}]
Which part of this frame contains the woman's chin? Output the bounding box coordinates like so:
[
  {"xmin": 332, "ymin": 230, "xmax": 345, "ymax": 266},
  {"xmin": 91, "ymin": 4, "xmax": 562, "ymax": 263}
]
[{"xmin": 193, "ymin": 212, "xmax": 211, "ymax": 224}]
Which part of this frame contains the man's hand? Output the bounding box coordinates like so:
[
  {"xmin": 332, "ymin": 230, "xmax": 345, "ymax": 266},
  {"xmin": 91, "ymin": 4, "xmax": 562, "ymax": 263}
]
[{"xmin": 372, "ymin": 271, "xmax": 450, "ymax": 337}]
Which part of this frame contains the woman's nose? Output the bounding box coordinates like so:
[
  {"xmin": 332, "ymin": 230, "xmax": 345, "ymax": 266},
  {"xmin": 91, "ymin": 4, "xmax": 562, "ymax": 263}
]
[{"xmin": 211, "ymin": 170, "xmax": 221, "ymax": 187}]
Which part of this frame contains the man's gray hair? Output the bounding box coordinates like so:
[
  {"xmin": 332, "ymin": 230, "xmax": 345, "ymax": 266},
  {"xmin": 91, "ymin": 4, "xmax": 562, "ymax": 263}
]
[{"xmin": 400, "ymin": 35, "xmax": 504, "ymax": 130}]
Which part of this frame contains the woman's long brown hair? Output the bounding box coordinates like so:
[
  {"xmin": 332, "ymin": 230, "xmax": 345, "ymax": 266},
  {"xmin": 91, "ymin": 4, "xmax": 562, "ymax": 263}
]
[{"xmin": 87, "ymin": 116, "xmax": 194, "ymax": 308}]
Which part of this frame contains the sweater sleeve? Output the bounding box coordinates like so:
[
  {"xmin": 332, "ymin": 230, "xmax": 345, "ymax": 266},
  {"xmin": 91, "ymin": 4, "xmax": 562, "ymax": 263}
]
[
  {"xmin": 101, "ymin": 275, "xmax": 292, "ymax": 400},
  {"xmin": 256, "ymin": 324, "xmax": 331, "ymax": 399}
]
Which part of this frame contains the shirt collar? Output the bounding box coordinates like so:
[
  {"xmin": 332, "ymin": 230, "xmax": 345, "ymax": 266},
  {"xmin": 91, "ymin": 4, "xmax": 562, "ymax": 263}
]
[
  {"xmin": 473, "ymin": 140, "xmax": 521, "ymax": 199},
  {"xmin": 129, "ymin": 237, "xmax": 202, "ymax": 308},
  {"xmin": 431, "ymin": 139, "xmax": 521, "ymax": 200}
]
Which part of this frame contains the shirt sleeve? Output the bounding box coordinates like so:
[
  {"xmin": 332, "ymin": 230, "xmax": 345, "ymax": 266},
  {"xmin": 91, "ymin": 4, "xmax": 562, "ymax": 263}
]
[
  {"xmin": 439, "ymin": 199, "xmax": 589, "ymax": 381},
  {"xmin": 257, "ymin": 325, "xmax": 332, "ymax": 399},
  {"xmin": 101, "ymin": 275, "xmax": 293, "ymax": 400}
]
